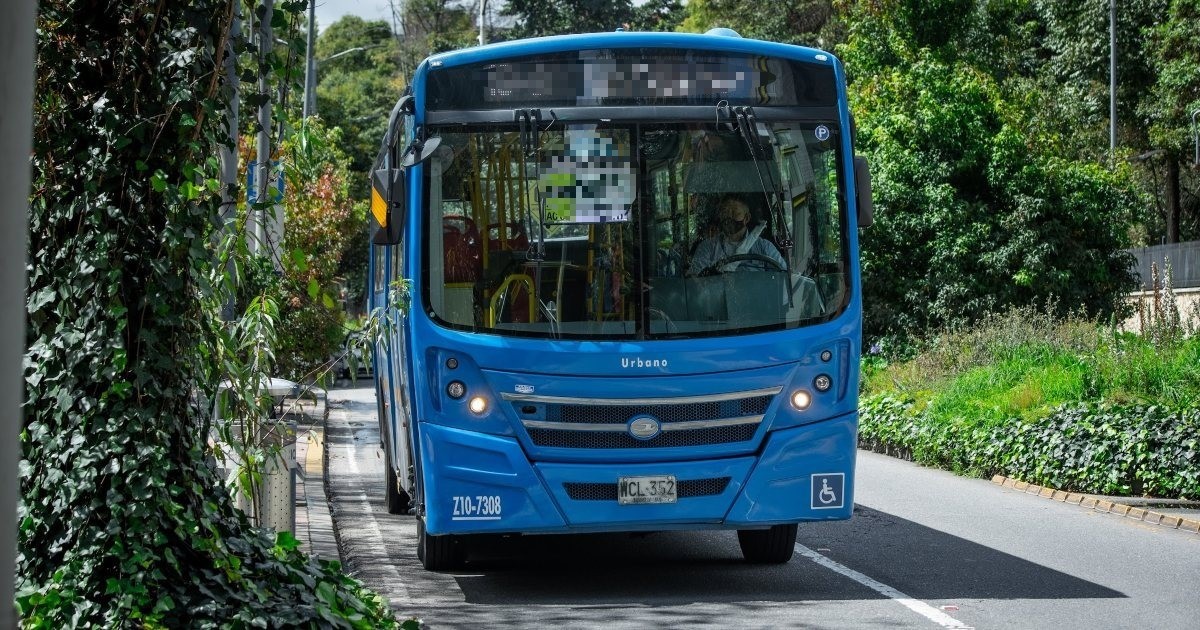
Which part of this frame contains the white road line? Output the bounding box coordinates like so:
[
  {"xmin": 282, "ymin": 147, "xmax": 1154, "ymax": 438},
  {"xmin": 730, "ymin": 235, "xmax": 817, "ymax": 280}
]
[
  {"xmin": 795, "ymin": 543, "xmax": 974, "ymax": 630},
  {"xmin": 343, "ymin": 438, "xmax": 412, "ymax": 601}
]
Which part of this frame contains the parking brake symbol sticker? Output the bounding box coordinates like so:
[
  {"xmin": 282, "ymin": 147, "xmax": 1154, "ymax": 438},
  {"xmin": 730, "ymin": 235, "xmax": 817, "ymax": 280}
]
[{"xmin": 811, "ymin": 473, "xmax": 844, "ymax": 509}]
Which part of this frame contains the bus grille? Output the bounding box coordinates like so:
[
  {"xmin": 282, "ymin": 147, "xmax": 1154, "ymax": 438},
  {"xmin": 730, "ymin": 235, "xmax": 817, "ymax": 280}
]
[
  {"xmin": 528, "ymin": 424, "xmax": 757, "ymax": 449},
  {"xmin": 564, "ymin": 477, "xmax": 732, "ymax": 501},
  {"xmin": 555, "ymin": 397, "xmax": 770, "ymax": 424},
  {"xmin": 504, "ymin": 387, "xmax": 780, "ymax": 450}
]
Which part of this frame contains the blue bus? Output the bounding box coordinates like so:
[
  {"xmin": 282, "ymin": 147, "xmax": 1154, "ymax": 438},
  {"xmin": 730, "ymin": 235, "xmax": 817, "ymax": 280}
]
[{"xmin": 368, "ymin": 29, "xmax": 872, "ymax": 570}]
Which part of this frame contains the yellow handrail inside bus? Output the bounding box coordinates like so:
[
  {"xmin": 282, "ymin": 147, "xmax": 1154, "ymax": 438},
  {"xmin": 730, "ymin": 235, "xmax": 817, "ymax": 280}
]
[
  {"xmin": 497, "ymin": 143, "xmax": 509, "ymax": 249},
  {"xmin": 488, "ymin": 274, "xmax": 535, "ymax": 327}
]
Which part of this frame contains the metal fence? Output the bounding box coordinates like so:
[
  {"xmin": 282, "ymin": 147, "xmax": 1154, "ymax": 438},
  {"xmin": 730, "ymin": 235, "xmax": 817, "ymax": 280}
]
[{"xmin": 1126, "ymin": 241, "xmax": 1200, "ymax": 290}]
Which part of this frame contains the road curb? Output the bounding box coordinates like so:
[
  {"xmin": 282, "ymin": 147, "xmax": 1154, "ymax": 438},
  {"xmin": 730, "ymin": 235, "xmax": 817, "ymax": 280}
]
[{"xmin": 991, "ymin": 475, "xmax": 1200, "ymax": 535}]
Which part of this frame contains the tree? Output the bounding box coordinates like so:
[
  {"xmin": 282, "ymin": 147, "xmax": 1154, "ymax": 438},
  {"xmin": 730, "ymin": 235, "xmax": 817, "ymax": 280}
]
[
  {"xmin": 1141, "ymin": 0, "xmax": 1200, "ymax": 243},
  {"xmin": 840, "ymin": 1, "xmax": 1140, "ymax": 340},
  {"xmin": 314, "ymin": 16, "xmax": 405, "ymax": 175},
  {"xmin": 1025, "ymin": 0, "xmax": 1198, "ymax": 244},
  {"xmin": 401, "ymin": 0, "xmax": 478, "ymax": 53},
  {"xmin": 19, "ymin": 1, "xmax": 395, "ymax": 624},
  {"xmin": 629, "ymin": 0, "xmax": 686, "ymax": 32},
  {"xmin": 681, "ymin": 0, "xmax": 843, "ymax": 48},
  {"xmin": 503, "ymin": 0, "xmax": 634, "ymax": 38},
  {"xmin": 313, "ymin": 16, "xmax": 407, "ymax": 321}
]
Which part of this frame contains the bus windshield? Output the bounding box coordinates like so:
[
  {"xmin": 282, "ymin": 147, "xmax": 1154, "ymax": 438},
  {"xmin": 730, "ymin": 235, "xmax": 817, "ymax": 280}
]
[{"xmin": 423, "ymin": 122, "xmax": 847, "ymax": 339}]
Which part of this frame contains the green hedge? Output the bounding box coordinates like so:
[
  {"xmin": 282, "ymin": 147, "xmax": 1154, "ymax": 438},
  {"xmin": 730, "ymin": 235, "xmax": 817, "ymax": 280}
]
[{"xmin": 859, "ymin": 395, "xmax": 1200, "ymax": 499}]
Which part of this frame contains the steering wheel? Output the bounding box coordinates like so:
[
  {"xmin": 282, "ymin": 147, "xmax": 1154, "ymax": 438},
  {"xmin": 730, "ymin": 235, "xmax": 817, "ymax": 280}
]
[{"xmin": 700, "ymin": 253, "xmax": 785, "ymax": 276}]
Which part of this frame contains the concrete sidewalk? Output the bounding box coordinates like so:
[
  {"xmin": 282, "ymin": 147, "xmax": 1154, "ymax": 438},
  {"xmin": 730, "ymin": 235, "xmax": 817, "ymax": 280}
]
[{"xmin": 283, "ymin": 394, "xmax": 342, "ymax": 564}]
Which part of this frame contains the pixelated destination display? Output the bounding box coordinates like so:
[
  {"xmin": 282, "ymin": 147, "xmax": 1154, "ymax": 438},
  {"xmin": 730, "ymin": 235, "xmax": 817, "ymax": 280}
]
[
  {"xmin": 540, "ymin": 126, "xmax": 634, "ymax": 224},
  {"xmin": 426, "ymin": 49, "xmax": 836, "ymax": 110}
]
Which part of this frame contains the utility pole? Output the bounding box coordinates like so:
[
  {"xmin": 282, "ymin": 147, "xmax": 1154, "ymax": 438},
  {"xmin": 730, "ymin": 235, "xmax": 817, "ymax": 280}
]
[
  {"xmin": 1109, "ymin": 0, "xmax": 1117, "ymax": 165},
  {"xmin": 219, "ymin": 7, "xmax": 242, "ymax": 320},
  {"xmin": 303, "ymin": 0, "xmax": 316, "ymax": 119},
  {"xmin": 479, "ymin": 0, "xmax": 487, "ymax": 46},
  {"xmin": 254, "ymin": 0, "xmax": 274, "ymax": 261},
  {"xmin": 1191, "ymin": 109, "xmax": 1199, "ymax": 168}
]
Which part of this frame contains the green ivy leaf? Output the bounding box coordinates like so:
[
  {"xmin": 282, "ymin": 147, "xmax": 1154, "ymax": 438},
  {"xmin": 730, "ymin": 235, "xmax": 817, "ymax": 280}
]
[
  {"xmin": 291, "ymin": 248, "xmax": 308, "ymax": 272},
  {"xmin": 275, "ymin": 530, "xmax": 299, "ymax": 552}
]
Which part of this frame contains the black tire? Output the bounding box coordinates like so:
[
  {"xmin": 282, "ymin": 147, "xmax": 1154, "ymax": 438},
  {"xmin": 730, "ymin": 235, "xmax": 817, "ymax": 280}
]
[
  {"xmin": 383, "ymin": 439, "xmax": 410, "ymax": 515},
  {"xmin": 737, "ymin": 524, "xmax": 798, "ymax": 564},
  {"xmin": 417, "ymin": 516, "xmax": 461, "ymax": 571}
]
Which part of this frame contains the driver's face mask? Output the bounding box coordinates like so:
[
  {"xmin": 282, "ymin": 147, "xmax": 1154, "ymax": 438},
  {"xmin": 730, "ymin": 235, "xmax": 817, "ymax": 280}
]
[{"xmin": 719, "ymin": 214, "xmax": 747, "ymax": 236}]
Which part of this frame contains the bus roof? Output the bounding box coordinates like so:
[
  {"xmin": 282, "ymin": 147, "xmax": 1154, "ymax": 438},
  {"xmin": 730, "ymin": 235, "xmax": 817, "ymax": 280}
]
[{"xmin": 422, "ymin": 31, "xmax": 839, "ymax": 74}]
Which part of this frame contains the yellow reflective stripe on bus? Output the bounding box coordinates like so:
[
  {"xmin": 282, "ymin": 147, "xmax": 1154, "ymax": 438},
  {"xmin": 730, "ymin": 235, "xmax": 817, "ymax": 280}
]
[{"xmin": 371, "ymin": 185, "xmax": 388, "ymax": 227}]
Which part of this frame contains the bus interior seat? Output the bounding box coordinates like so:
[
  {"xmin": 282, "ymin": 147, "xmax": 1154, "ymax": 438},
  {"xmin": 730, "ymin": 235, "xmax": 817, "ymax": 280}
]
[
  {"xmin": 442, "ymin": 215, "xmax": 481, "ymax": 283},
  {"xmin": 488, "ymin": 222, "xmax": 529, "ymax": 253}
]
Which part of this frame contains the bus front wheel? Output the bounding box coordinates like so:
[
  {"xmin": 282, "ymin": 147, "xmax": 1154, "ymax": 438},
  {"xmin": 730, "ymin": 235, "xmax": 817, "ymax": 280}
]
[
  {"xmin": 737, "ymin": 524, "xmax": 798, "ymax": 564},
  {"xmin": 417, "ymin": 516, "xmax": 462, "ymax": 571}
]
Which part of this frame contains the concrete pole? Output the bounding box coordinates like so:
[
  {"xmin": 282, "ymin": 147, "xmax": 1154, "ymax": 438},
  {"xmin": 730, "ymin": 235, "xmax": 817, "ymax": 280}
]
[
  {"xmin": 0, "ymin": 0, "xmax": 36, "ymax": 624},
  {"xmin": 1109, "ymin": 0, "xmax": 1117, "ymax": 165},
  {"xmin": 302, "ymin": 0, "xmax": 316, "ymax": 119},
  {"xmin": 254, "ymin": 0, "xmax": 274, "ymax": 257}
]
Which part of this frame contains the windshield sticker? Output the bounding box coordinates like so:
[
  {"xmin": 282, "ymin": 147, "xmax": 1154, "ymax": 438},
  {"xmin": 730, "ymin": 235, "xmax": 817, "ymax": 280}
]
[
  {"xmin": 814, "ymin": 125, "xmax": 830, "ymax": 142},
  {"xmin": 541, "ymin": 126, "xmax": 633, "ymax": 223}
]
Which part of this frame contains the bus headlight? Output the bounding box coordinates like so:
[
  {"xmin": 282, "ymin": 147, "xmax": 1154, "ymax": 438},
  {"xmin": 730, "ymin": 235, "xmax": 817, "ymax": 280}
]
[
  {"xmin": 468, "ymin": 396, "xmax": 488, "ymax": 415},
  {"xmin": 790, "ymin": 389, "xmax": 812, "ymax": 410},
  {"xmin": 446, "ymin": 380, "xmax": 466, "ymax": 399}
]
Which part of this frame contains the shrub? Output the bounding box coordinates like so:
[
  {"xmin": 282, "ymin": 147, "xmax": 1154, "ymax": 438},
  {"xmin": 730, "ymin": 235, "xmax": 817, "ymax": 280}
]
[
  {"xmin": 860, "ymin": 396, "xmax": 1200, "ymax": 499},
  {"xmin": 860, "ymin": 305, "xmax": 1200, "ymax": 499}
]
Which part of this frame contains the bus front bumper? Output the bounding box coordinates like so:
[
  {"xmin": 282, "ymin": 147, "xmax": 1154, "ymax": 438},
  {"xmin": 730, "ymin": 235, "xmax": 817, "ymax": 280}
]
[{"xmin": 419, "ymin": 411, "xmax": 857, "ymax": 536}]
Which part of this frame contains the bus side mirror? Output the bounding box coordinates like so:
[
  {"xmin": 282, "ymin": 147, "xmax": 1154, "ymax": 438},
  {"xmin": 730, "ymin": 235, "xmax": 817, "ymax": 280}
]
[
  {"xmin": 371, "ymin": 166, "xmax": 406, "ymax": 245},
  {"xmin": 854, "ymin": 155, "xmax": 873, "ymax": 229}
]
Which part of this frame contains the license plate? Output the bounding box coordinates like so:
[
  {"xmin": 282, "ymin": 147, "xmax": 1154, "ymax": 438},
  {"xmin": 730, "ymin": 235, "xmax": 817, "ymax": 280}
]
[{"xmin": 618, "ymin": 475, "xmax": 677, "ymax": 505}]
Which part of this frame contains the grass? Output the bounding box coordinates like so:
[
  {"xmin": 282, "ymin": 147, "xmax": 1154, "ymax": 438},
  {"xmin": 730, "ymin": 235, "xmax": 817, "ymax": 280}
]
[{"xmin": 863, "ymin": 305, "xmax": 1200, "ymax": 422}]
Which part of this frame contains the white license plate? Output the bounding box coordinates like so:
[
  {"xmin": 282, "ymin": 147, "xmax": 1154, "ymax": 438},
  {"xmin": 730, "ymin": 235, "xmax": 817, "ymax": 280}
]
[{"xmin": 618, "ymin": 475, "xmax": 677, "ymax": 505}]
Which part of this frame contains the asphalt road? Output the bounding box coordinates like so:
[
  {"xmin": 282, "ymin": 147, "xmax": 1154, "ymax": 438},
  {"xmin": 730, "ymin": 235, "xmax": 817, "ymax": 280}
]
[{"xmin": 324, "ymin": 386, "xmax": 1200, "ymax": 629}]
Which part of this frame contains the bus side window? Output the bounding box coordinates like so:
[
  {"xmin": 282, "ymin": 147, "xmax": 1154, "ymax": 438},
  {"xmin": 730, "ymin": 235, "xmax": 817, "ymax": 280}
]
[
  {"xmin": 373, "ymin": 244, "xmax": 387, "ymax": 295},
  {"xmin": 391, "ymin": 242, "xmax": 402, "ymax": 282}
]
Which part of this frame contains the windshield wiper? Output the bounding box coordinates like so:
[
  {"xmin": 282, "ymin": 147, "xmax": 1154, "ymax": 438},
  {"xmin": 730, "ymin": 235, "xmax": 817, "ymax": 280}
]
[
  {"xmin": 516, "ymin": 109, "xmax": 547, "ymax": 263},
  {"xmin": 724, "ymin": 105, "xmax": 794, "ymax": 308},
  {"xmin": 515, "ymin": 108, "xmax": 559, "ymax": 336},
  {"xmin": 732, "ymin": 106, "xmax": 793, "ymax": 253}
]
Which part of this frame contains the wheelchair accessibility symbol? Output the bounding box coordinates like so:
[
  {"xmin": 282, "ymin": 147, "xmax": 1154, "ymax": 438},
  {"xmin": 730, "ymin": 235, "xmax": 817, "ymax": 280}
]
[{"xmin": 811, "ymin": 473, "xmax": 845, "ymax": 510}]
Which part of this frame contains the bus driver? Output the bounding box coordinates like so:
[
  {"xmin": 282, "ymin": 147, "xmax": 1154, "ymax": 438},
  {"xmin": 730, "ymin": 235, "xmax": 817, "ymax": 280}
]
[{"xmin": 687, "ymin": 195, "xmax": 786, "ymax": 276}]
